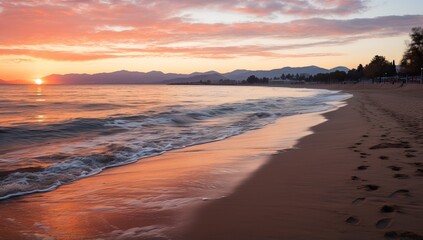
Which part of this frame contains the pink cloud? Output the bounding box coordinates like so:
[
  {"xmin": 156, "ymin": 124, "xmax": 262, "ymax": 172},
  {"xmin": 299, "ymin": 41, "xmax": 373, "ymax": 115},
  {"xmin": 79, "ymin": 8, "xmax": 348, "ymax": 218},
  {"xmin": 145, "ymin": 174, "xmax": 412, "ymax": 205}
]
[
  {"xmin": 0, "ymin": 48, "xmax": 120, "ymax": 61},
  {"xmin": 232, "ymin": 0, "xmax": 367, "ymax": 17},
  {"xmin": 0, "ymin": 44, "xmax": 342, "ymax": 61},
  {"xmin": 0, "ymin": 0, "xmax": 421, "ymax": 61}
]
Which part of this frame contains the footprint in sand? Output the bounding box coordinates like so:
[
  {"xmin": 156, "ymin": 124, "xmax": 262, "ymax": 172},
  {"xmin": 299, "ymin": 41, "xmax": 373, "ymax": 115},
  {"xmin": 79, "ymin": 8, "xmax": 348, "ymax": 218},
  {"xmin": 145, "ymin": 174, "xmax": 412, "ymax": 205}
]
[
  {"xmin": 346, "ymin": 216, "xmax": 359, "ymax": 225},
  {"xmin": 380, "ymin": 205, "xmax": 398, "ymax": 213},
  {"xmin": 388, "ymin": 166, "xmax": 402, "ymax": 171},
  {"xmin": 376, "ymin": 218, "xmax": 393, "ymax": 229},
  {"xmin": 405, "ymin": 149, "xmax": 417, "ymax": 153},
  {"xmin": 389, "ymin": 189, "xmax": 410, "ymax": 198},
  {"xmin": 357, "ymin": 165, "xmax": 370, "ymax": 170},
  {"xmin": 351, "ymin": 176, "xmax": 361, "ymax": 181},
  {"xmin": 415, "ymin": 169, "xmax": 423, "ymax": 176},
  {"xmin": 369, "ymin": 142, "xmax": 411, "ymax": 150},
  {"xmin": 380, "ymin": 155, "xmax": 389, "ymax": 160},
  {"xmin": 405, "ymin": 153, "xmax": 416, "ymax": 158},
  {"xmin": 384, "ymin": 231, "xmax": 423, "ymax": 240},
  {"xmin": 352, "ymin": 197, "xmax": 365, "ymax": 204},
  {"xmin": 393, "ymin": 174, "xmax": 409, "ymax": 179},
  {"xmin": 358, "ymin": 184, "xmax": 380, "ymax": 191}
]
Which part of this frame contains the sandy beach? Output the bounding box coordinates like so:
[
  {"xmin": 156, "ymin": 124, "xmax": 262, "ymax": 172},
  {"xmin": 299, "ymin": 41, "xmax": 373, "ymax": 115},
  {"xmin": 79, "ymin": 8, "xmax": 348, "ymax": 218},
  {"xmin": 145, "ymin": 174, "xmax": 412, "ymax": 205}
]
[
  {"xmin": 177, "ymin": 84, "xmax": 423, "ymax": 240},
  {"xmin": 2, "ymin": 0, "xmax": 422, "ymax": 239},
  {"xmin": 1, "ymin": 84, "xmax": 422, "ymax": 240}
]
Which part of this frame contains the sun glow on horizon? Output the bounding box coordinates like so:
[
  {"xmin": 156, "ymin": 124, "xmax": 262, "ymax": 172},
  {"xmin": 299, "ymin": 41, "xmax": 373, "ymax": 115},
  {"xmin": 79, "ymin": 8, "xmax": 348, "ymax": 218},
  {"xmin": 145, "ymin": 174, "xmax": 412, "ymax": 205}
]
[
  {"xmin": 0, "ymin": 1, "xmax": 421, "ymax": 80},
  {"xmin": 35, "ymin": 78, "xmax": 43, "ymax": 85}
]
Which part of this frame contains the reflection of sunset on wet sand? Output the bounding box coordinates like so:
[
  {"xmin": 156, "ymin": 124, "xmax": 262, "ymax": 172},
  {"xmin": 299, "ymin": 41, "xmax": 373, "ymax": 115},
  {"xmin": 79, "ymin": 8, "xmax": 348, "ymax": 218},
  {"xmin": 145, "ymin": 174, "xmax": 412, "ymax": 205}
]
[
  {"xmin": 0, "ymin": 112, "xmax": 326, "ymax": 239},
  {"xmin": 1, "ymin": 0, "xmax": 423, "ymax": 239}
]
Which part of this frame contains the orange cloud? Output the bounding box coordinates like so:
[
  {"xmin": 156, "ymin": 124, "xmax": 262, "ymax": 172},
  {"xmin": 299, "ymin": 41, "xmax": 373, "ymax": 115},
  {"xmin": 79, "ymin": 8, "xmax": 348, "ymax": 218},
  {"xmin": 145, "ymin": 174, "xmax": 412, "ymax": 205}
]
[
  {"xmin": 0, "ymin": 0, "xmax": 372, "ymax": 46},
  {"xmin": 0, "ymin": 0, "xmax": 421, "ymax": 76},
  {"xmin": 0, "ymin": 48, "xmax": 122, "ymax": 61}
]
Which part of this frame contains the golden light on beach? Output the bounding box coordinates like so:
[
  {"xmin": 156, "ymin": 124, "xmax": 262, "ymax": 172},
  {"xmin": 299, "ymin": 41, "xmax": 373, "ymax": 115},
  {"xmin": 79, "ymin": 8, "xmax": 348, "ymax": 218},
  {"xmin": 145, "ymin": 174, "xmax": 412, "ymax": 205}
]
[{"xmin": 35, "ymin": 78, "xmax": 43, "ymax": 85}]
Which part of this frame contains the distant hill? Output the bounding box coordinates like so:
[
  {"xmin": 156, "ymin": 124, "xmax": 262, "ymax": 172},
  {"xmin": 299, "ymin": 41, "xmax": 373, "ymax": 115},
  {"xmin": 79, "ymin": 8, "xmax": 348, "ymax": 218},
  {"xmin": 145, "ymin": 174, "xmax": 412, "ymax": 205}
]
[
  {"xmin": 162, "ymin": 73, "xmax": 227, "ymax": 84},
  {"xmin": 43, "ymin": 70, "xmax": 189, "ymax": 84},
  {"xmin": 188, "ymin": 71, "xmax": 220, "ymax": 77},
  {"xmin": 329, "ymin": 66, "xmax": 350, "ymax": 73},
  {"xmin": 0, "ymin": 79, "xmax": 21, "ymax": 84},
  {"xmin": 41, "ymin": 65, "xmax": 349, "ymax": 84},
  {"xmin": 222, "ymin": 66, "xmax": 349, "ymax": 81},
  {"xmin": 43, "ymin": 70, "xmax": 229, "ymax": 84}
]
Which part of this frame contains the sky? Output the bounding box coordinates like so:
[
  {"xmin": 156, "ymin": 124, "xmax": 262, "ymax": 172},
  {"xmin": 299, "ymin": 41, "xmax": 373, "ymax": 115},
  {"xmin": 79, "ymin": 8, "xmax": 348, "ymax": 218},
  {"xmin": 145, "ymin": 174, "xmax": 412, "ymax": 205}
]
[{"xmin": 0, "ymin": 0, "xmax": 422, "ymax": 82}]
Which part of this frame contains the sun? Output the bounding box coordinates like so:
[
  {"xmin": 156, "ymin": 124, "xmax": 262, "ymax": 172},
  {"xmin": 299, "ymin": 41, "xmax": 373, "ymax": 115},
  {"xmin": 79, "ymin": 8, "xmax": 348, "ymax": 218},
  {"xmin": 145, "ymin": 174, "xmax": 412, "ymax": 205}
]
[{"xmin": 35, "ymin": 78, "xmax": 43, "ymax": 85}]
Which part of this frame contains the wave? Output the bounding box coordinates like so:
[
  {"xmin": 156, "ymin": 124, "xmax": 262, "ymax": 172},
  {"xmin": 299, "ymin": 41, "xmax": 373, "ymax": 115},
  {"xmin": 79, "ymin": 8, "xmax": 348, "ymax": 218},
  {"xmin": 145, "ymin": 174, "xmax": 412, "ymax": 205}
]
[{"xmin": 0, "ymin": 90, "xmax": 351, "ymax": 200}]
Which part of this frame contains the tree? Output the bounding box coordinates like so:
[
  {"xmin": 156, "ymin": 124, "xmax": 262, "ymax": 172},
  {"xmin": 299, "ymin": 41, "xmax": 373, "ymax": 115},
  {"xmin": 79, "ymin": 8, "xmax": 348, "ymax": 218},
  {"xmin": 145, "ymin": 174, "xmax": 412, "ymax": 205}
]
[
  {"xmin": 364, "ymin": 55, "xmax": 392, "ymax": 80},
  {"xmin": 310, "ymin": 71, "xmax": 346, "ymax": 83},
  {"xmin": 347, "ymin": 64, "xmax": 365, "ymax": 81},
  {"xmin": 400, "ymin": 27, "xmax": 423, "ymax": 75},
  {"xmin": 390, "ymin": 60, "xmax": 397, "ymax": 76},
  {"xmin": 246, "ymin": 75, "xmax": 259, "ymax": 84},
  {"xmin": 357, "ymin": 64, "xmax": 364, "ymax": 79},
  {"xmin": 261, "ymin": 77, "xmax": 269, "ymax": 84}
]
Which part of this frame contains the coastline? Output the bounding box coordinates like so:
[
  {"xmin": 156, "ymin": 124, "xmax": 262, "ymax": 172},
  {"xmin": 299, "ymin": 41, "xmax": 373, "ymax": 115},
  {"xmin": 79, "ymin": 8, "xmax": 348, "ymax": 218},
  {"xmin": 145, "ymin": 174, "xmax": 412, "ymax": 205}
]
[
  {"xmin": 1, "ymin": 84, "xmax": 422, "ymax": 239},
  {"xmin": 0, "ymin": 98, "xmax": 336, "ymax": 239},
  {"xmin": 176, "ymin": 84, "xmax": 423, "ymax": 239}
]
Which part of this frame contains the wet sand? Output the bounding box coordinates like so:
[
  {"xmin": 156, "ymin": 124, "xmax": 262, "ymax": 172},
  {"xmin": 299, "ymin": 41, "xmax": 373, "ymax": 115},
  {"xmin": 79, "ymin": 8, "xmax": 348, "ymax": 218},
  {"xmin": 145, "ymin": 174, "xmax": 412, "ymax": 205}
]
[
  {"xmin": 178, "ymin": 84, "xmax": 423, "ymax": 240},
  {"xmin": 0, "ymin": 107, "xmax": 330, "ymax": 239}
]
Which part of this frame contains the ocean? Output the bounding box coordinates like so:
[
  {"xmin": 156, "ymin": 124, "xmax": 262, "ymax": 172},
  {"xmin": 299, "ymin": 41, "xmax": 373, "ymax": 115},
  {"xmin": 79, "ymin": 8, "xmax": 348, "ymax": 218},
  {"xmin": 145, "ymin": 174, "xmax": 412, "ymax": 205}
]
[{"xmin": 0, "ymin": 85, "xmax": 350, "ymax": 200}]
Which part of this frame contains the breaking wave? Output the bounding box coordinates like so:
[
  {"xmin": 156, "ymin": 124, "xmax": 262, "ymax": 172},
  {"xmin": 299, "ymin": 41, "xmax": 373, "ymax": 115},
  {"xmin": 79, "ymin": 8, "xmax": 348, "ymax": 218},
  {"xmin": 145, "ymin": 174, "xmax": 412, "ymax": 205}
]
[{"xmin": 0, "ymin": 89, "xmax": 351, "ymax": 200}]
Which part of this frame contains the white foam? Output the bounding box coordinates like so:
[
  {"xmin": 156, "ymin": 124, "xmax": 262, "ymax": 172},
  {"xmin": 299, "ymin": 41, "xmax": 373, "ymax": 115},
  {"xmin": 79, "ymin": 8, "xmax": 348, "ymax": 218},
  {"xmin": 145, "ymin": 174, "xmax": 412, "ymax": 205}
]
[
  {"xmin": 0, "ymin": 90, "xmax": 351, "ymax": 200},
  {"xmin": 109, "ymin": 225, "xmax": 172, "ymax": 240}
]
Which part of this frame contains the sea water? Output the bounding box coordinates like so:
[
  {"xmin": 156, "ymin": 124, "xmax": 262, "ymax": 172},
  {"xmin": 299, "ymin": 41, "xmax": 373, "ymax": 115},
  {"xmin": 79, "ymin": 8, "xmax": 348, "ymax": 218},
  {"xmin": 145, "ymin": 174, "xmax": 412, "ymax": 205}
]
[{"xmin": 0, "ymin": 85, "xmax": 350, "ymax": 200}]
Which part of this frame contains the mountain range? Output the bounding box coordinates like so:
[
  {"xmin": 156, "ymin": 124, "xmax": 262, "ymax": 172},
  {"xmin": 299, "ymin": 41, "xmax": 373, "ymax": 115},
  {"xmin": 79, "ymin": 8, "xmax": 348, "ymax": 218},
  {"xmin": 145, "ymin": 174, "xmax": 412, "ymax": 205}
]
[
  {"xmin": 222, "ymin": 66, "xmax": 349, "ymax": 81},
  {"xmin": 0, "ymin": 79, "xmax": 21, "ymax": 84},
  {"xmin": 0, "ymin": 66, "xmax": 349, "ymax": 84}
]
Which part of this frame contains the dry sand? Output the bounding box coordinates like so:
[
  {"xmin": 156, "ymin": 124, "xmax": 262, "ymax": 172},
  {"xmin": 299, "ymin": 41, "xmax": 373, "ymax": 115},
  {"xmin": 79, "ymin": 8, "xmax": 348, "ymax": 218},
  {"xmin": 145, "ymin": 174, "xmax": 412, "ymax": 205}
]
[{"xmin": 176, "ymin": 84, "xmax": 423, "ymax": 240}]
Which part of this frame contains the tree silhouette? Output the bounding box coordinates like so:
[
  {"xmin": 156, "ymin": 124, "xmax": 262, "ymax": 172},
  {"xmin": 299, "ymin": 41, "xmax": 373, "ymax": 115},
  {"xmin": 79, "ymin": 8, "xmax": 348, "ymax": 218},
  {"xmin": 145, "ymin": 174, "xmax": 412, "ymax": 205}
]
[
  {"xmin": 390, "ymin": 60, "xmax": 397, "ymax": 76},
  {"xmin": 330, "ymin": 71, "xmax": 347, "ymax": 82},
  {"xmin": 311, "ymin": 71, "xmax": 346, "ymax": 83},
  {"xmin": 400, "ymin": 27, "xmax": 423, "ymax": 75},
  {"xmin": 347, "ymin": 64, "xmax": 365, "ymax": 81},
  {"xmin": 358, "ymin": 64, "xmax": 364, "ymax": 77},
  {"xmin": 364, "ymin": 55, "xmax": 392, "ymax": 80},
  {"xmin": 246, "ymin": 75, "xmax": 259, "ymax": 84}
]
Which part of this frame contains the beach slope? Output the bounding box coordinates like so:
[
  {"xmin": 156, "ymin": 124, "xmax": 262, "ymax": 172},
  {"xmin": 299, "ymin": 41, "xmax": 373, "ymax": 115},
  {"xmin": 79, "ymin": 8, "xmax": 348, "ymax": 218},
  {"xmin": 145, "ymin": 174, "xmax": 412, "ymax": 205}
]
[{"xmin": 178, "ymin": 85, "xmax": 423, "ymax": 240}]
